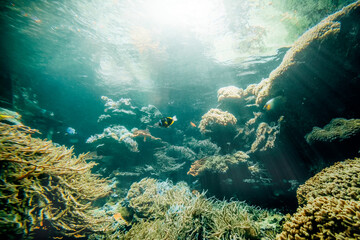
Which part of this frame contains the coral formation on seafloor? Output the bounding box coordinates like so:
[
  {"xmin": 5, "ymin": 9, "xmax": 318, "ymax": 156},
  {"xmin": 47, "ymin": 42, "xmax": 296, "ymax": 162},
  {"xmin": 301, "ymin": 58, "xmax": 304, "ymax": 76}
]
[
  {"xmin": 296, "ymin": 157, "xmax": 360, "ymax": 206},
  {"xmin": 108, "ymin": 178, "xmax": 283, "ymax": 240},
  {"xmin": 277, "ymin": 196, "xmax": 360, "ymax": 240},
  {"xmin": 86, "ymin": 125, "xmax": 161, "ymax": 152},
  {"xmin": 187, "ymin": 151, "xmax": 250, "ymax": 176},
  {"xmin": 198, "ymin": 108, "xmax": 237, "ymax": 134},
  {"xmin": 99, "ymin": 96, "xmax": 162, "ymax": 125},
  {"xmin": 0, "ymin": 123, "xmax": 114, "ymax": 239},
  {"xmin": 217, "ymin": 86, "xmax": 244, "ymax": 102},
  {"xmin": 305, "ymin": 118, "xmax": 360, "ymax": 144},
  {"xmin": 249, "ymin": 117, "xmax": 283, "ymax": 153},
  {"xmin": 276, "ymin": 157, "xmax": 360, "ymax": 239}
]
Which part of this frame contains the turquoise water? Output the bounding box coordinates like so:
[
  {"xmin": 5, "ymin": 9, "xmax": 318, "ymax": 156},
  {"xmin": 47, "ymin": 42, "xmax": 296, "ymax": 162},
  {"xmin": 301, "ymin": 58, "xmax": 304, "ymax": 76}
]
[{"xmin": 1, "ymin": 0, "xmax": 359, "ymax": 239}]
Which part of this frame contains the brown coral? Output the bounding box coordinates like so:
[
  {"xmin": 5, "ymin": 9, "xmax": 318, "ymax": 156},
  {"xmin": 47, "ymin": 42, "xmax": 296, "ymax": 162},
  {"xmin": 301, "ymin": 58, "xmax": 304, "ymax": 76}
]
[
  {"xmin": 297, "ymin": 157, "xmax": 360, "ymax": 206},
  {"xmin": 0, "ymin": 123, "xmax": 113, "ymax": 238},
  {"xmin": 187, "ymin": 151, "xmax": 249, "ymax": 176},
  {"xmin": 187, "ymin": 158, "xmax": 207, "ymax": 177},
  {"xmin": 277, "ymin": 196, "xmax": 360, "ymax": 240},
  {"xmin": 305, "ymin": 118, "xmax": 360, "ymax": 144},
  {"xmin": 277, "ymin": 157, "xmax": 360, "ymax": 239}
]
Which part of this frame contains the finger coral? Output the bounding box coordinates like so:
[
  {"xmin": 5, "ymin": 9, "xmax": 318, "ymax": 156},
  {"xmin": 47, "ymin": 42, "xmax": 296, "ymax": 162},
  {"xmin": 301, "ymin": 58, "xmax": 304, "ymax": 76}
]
[{"xmin": 0, "ymin": 123, "xmax": 114, "ymax": 239}]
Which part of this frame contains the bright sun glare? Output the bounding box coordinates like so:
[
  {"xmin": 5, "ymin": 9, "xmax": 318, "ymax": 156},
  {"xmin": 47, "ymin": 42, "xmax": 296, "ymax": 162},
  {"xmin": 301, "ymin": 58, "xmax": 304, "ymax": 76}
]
[{"xmin": 142, "ymin": 0, "xmax": 222, "ymax": 29}]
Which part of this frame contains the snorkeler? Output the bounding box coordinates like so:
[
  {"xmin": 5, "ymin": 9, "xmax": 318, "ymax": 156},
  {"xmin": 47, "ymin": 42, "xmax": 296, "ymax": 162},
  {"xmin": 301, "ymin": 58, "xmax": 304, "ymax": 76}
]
[{"xmin": 158, "ymin": 116, "xmax": 177, "ymax": 128}]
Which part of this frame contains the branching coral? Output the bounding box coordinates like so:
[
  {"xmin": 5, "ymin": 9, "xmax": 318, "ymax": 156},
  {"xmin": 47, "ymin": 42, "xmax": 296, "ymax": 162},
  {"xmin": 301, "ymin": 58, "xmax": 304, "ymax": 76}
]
[
  {"xmin": 86, "ymin": 125, "xmax": 162, "ymax": 152},
  {"xmin": 198, "ymin": 108, "xmax": 237, "ymax": 134},
  {"xmin": 187, "ymin": 158, "xmax": 207, "ymax": 177},
  {"xmin": 110, "ymin": 178, "xmax": 283, "ymax": 240},
  {"xmin": 99, "ymin": 96, "xmax": 161, "ymax": 124},
  {"xmin": 305, "ymin": 118, "xmax": 360, "ymax": 144},
  {"xmin": 0, "ymin": 123, "xmax": 114, "ymax": 238},
  {"xmin": 249, "ymin": 116, "xmax": 283, "ymax": 153}
]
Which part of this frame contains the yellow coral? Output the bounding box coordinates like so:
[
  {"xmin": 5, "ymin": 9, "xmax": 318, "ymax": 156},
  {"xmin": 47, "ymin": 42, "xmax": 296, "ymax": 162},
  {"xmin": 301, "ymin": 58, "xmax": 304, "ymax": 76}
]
[
  {"xmin": 276, "ymin": 196, "xmax": 360, "ymax": 240},
  {"xmin": 0, "ymin": 123, "xmax": 114, "ymax": 237},
  {"xmin": 297, "ymin": 157, "xmax": 360, "ymax": 206}
]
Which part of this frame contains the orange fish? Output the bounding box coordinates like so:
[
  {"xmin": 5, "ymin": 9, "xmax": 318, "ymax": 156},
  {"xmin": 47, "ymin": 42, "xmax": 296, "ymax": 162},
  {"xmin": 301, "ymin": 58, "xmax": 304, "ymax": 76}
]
[
  {"xmin": 113, "ymin": 212, "xmax": 129, "ymax": 225},
  {"xmin": 113, "ymin": 213, "xmax": 122, "ymax": 221},
  {"xmin": 190, "ymin": 122, "xmax": 196, "ymax": 127}
]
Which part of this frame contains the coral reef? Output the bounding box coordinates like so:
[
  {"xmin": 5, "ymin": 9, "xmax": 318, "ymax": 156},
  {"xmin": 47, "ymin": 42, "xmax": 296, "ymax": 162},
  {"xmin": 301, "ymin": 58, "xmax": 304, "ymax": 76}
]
[
  {"xmin": 296, "ymin": 157, "xmax": 360, "ymax": 206},
  {"xmin": 249, "ymin": 117, "xmax": 283, "ymax": 153},
  {"xmin": 153, "ymin": 145, "xmax": 195, "ymax": 175},
  {"xmin": 276, "ymin": 157, "xmax": 360, "ymax": 239},
  {"xmin": 0, "ymin": 123, "xmax": 114, "ymax": 238},
  {"xmin": 99, "ymin": 96, "xmax": 162, "ymax": 126},
  {"xmin": 187, "ymin": 151, "xmax": 250, "ymax": 176},
  {"xmin": 87, "ymin": 125, "xmax": 140, "ymax": 152},
  {"xmin": 109, "ymin": 178, "xmax": 283, "ymax": 239},
  {"xmin": 305, "ymin": 118, "xmax": 360, "ymax": 144},
  {"xmin": 185, "ymin": 137, "xmax": 221, "ymax": 159},
  {"xmin": 198, "ymin": 108, "xmax": 237, "ymax": 135},
  {"xmin": 86, "ymin": 125, "xmax": 162, "ymax": 153},
  {"xmin": 252, "ymin": 0, "xmax": 360, "ymax": 105},
  {"xmin": 187, "ymin": 158, "xmax": 207, "ymax": 177},
  {"xmin": 0, "ymin": 107, "xmax": 22, "ymax": 125},
  {"xmin": 277, "ymin": 196, "xmax": 360, "ymax": 240},
  {"xmin": 217, "ymin": 86, "xmax": 244, "ymax": 102}
]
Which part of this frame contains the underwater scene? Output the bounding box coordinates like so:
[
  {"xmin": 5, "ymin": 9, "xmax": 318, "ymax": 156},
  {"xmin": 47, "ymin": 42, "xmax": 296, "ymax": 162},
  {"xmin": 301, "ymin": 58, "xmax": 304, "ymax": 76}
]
[{"xmin": 1, "ymin": 0, "xmax": 360, "ymax": 239}]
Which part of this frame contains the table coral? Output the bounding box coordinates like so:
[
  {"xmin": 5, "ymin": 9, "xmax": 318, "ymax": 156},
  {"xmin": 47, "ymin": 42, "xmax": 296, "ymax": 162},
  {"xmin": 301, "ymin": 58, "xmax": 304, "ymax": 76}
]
[{"xmin": 0, "ymin": 123, "xmax": 114, "ymax": 238}]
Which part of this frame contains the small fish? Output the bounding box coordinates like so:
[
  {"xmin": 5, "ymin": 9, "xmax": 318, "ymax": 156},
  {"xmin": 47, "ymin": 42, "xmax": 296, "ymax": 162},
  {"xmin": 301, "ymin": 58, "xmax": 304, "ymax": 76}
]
[
  {"xmin": 190, "ymin": 121, "xmax": 196, "ymax": 127},
  {"xmin": 158, "ymin": 115, "xmax": 177, "ymax": 128},
  {"xmin": 263, "ymin": 96, "xmax": 285, "ymax": 111},
  {"xmin": 66, "ymin": 127, "xmax": 76, "ymax": 135},
  {"xmin": 113, "ymin": 213, "xmax": 122, "ymax": 221},
  {"xmin": 113, "ymin": 212, "xmax": 129, "ymax": 225},
  {"xmin": 0, "ymin": 114, "xmax": 13, "ymax": 120}
]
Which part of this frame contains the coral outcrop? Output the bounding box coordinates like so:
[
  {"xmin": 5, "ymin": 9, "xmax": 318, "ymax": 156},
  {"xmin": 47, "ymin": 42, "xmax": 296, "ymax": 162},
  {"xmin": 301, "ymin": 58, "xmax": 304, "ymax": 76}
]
[
  {"xmin": 187, "ymin": 151, "xmax": 250, "ymax": 176},
  {"xmin": 276, "ymin": 157, "xmax": 360, "ymax": 239},
  {"xmin": 217, "ymin": 86, "xmax": 244, "ymax": 102},
  {"xmin": 277, "ymin": 196, "xmax": 360, "ymax": 240},
  {"xmin": 305, "ymin": 118, "xmax": 360, "ymax": 144},
  {"xmin": 0, "ymin": 123, "xmax": 114, "ymax": 239},
  {"xmin": 198, "ymin": 108, "xmax": 237, "ymax": 134},
  {"xmin": 87, "ymin": 125, "xmax": 162, "ymax": 153},
  {"xmin": 296, "ymin": 157, "xmax": 360, "ymax": 206}
]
